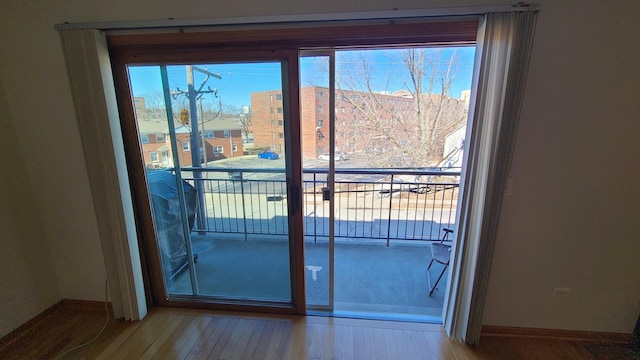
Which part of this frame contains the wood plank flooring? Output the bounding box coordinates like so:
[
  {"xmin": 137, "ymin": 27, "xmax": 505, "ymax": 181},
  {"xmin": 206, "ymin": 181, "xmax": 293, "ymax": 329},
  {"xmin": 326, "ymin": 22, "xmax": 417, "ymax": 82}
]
[{"xmin": 1, "ymin": 304, "xmax": 638, "ymax": 359}]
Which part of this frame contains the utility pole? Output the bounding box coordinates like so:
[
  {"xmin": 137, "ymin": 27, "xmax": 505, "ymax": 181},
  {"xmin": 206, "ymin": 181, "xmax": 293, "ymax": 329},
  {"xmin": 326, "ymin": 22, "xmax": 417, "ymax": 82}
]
[
  {"xmin": 172, "ymin": 65, "xmax": 221, "ymax": 233},
  {"xmin": 186, "ymin": 66, "xmax": 200, "ymax": 169},
  {"xmin": 198, "ymin": 97, "xmax": 207, "ymax": 165}
]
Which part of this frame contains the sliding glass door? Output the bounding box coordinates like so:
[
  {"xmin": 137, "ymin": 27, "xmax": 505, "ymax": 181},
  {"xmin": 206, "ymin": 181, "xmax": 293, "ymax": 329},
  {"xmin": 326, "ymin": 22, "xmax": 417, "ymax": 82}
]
[
  {"xmin": 299, "ymin": 46, "xmax": 474, "ymax": 320},
  {"xmin": 109, "ymin": 19, "xmax": 478, "ymax": 318},
  {"xmin": 126, "ymin": 60, "xmax": 300, "ymax": 307}
]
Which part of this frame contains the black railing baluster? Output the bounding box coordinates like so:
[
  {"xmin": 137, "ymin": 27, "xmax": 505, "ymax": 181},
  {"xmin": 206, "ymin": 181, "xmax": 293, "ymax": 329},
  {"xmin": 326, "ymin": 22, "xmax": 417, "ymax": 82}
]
[
  {"xmin": 177, "ymin": 167, "xmax": 459, "ymax": 243},
  {"xmin": 258, "ymin": 181, "xmax": 263, "ymax": 234},
  {"xmin": 386, "ymin": 174, "xmax": 394, "ymax": 247},
  {"xmin": 240, "ymin": 172, "xmax": 248, "ymax": 241},
  {"xmin": 313, "ymin": 173, "xmax": 317, "ymax": 244},
  {"xmin": 412, "ymin": 179, "xmax": 419, "ymax": 239}
]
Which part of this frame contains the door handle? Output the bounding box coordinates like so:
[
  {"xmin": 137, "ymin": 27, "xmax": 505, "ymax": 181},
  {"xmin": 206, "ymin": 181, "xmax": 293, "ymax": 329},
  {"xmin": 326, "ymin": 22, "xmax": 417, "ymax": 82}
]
[{"xmin": 322, "ymin": 187, "xmax": 331, "ymax": 201}]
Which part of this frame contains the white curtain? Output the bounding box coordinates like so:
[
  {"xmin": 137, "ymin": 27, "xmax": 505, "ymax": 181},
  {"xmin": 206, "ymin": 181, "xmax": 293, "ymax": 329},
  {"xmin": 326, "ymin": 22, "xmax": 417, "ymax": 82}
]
[
  {"xmin": 59, "ymin": 29, "xmax": 147, "ymax": 321},
  {"xmin": 443, "ymin": 11, "xmax": 538, "ymax": 344}
]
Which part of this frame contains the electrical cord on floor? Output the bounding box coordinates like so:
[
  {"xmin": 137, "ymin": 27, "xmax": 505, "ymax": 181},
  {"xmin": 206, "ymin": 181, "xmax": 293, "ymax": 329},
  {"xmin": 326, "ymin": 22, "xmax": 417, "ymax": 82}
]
[{"xmin": 54, "ymin": 279, "xmax": 110, "ymax": 360}]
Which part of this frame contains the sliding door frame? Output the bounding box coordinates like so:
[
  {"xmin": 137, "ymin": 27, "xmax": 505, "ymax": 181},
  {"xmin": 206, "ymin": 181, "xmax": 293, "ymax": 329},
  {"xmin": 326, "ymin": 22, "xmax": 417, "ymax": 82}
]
[
  {"xmin": 109, "ymin": 19, "xmax": 479, "ymax": 315},
  {"xmin": 299, "ymin": 49, "xmax": 338, "ymax": 312},
  {"xmin": 113, "ymin": 49, "xmax": 306, "ymax": 314}
]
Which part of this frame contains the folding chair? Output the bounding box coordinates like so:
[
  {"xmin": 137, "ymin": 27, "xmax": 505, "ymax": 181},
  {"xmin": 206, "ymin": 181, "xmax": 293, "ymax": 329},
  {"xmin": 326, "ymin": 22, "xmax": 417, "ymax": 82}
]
[{"xmin": 427, "ymin": 228, "xmax": 453, "ymax": 296}]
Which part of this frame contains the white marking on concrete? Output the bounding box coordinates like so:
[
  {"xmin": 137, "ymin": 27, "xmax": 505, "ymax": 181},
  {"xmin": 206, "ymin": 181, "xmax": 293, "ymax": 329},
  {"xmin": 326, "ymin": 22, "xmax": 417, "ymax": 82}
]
[{"xmin": 306, "ymin": 265, "xmax": 323, "ymax": 281}]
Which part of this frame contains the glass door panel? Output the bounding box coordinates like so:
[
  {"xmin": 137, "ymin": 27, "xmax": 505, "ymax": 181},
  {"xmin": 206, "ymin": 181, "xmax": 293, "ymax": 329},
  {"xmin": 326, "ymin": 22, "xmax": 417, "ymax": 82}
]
[
  {"xmin": 128, "ymin": 62, "xmax": 293, "ymax": 304},
  {"xmin": 300, "ymin": 54, "xmax": 333, "ymax": 309},
  {"xmin": 300, "ymin": 46, "xmax": 474, "ymax": 319},
  {"xmin": 329, "ymin": 47, "xmax": 473, "ymax": 318}
]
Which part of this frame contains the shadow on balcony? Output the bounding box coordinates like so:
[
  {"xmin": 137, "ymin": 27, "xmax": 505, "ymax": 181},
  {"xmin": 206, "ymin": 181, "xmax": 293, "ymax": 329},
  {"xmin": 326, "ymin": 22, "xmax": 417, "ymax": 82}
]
[{"xmin": 167, "ymin": 233, "xmax": 448, "ymax": 320}]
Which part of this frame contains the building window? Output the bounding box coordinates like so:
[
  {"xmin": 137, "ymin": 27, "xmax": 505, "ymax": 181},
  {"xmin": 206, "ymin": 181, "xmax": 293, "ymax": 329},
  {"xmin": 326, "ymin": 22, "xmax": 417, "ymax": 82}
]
[
  {"xmin": 182, "ymin": 142, "xmax": 190, "ymax": 151},
  {"xmin": 277, "ymin": 107, "xmax": 282, "ymax": 113},
  {"xmin": 276, "ymin": 93, "xmax": 282, "ymax": 100},
  {"xmin": 278, "ymin": 120, "xmax": 283, "ymax": 126},
  {"xmin": 224, "ymin": 130, "xmax": 230, "ymax": 138},
  {"xmin": 272, "ymin": 132, "xmax": 275, "ymax": 139},
  {"xmin": 318, "ymin": 91, "xmax": 324, "ymax": 98},
  {"xmin": 317, "ymin": 120, "xmax": 324, "ymax": 127},
  {"xmin": 271, "ymin": 120, "xmax": 275, "ymax": 126},
  {"xmin": 317, "ymin": 106, "xmax": 323, "ymax": 113},
  {"xmin": 204, "ymin": 130, "xmax": 214, "ymax": 138},
  {"xmin": 232, "ymin": 144, "xmax": 238, "ymax": 152},
  {"xmin": 150, "ymin": 152, "xmax": 158, "ymax": 162},
  {"xmin": 279, "ymin": 133, "xmax": 284, "ymax": 139},
  {"xmin": 213, "ymin": 146, "xmax": 223, "ymax": 153},
  {"xmin": 340, "ymin": 107, "xmax": 345, "ymax": 113},
  {"xmin": 155, "ymin": 133, "xmax": 165, "ymax": 142},
  {"xmin": 270, "ymin": 107, "xmax": 274, "ymax": 113},
  {"xmin": 141, "ymin": 134, "xmax": 149, "ymax": 144}
]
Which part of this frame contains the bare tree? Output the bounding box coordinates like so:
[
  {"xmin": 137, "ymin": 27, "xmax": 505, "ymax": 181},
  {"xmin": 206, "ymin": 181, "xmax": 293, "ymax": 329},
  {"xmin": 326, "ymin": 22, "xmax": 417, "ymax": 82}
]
[
  {"xmin": 138, "ymin": 91, "xmax": 192, "ymax": 124},
  {"xmin": 137, "ymin": 90, "xmax": 228, "ymax": 145},
  {"xmin": 137, "ymin": 91, "xmax": 171, "ymax": 121},
  {"xmin": 199, "ymin": 96, "xmax": 224, "ymax": 126},
  {"xmin": 237, "ymin": 108, "xmax": 252, "ymax": 141},
  {"xmin": 335, "ymin": 48, "xmax": 468, "ymax": 168}
]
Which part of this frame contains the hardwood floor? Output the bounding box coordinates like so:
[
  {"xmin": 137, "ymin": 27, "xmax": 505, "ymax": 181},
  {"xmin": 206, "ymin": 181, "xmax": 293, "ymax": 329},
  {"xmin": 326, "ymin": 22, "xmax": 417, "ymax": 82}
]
[{"xmin": 1, "ymin": 304, "xmax": 638, "ymax": 359}]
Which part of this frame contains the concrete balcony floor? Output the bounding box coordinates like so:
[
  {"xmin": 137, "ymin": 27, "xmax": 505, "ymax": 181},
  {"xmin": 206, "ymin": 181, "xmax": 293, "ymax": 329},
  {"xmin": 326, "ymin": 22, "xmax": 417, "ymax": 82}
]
[{"xmin": 166, "ymin": 234, "xmax": 448, "ymax": 321}]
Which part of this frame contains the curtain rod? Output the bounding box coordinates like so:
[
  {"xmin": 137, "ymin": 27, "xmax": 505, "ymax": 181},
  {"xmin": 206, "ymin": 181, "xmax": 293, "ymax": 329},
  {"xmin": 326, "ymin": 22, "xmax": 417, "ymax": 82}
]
[{"xmin": 54, "ymin": 3, "xmax": 538, "ymax": 31}]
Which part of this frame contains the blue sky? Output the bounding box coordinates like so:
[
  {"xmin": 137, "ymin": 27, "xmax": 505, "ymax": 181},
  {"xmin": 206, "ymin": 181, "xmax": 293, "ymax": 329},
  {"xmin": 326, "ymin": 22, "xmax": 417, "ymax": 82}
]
[{"xmin": 128, "ymin": 46, "xmax": 475, "ymax": 111}]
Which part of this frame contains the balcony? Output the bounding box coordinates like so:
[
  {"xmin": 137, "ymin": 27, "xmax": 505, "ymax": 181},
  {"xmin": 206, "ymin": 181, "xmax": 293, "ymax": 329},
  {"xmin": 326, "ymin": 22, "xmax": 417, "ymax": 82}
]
[{"xmin": 159, "ymin": 167, "xmax": 459, "ymax": 319}]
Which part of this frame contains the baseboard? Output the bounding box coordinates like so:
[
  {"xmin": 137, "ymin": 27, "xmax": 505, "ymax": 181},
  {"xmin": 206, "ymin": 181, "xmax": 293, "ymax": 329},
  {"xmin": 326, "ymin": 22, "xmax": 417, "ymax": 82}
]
[
  {"xmin": 61, "ymin": 298, "xmax": 113, "ymax": 314},
  {"xmin": 0, "ymin": 299, "xmax": 113, "ymax": 352},
  {"xmin": 481, "ymin": 325, "xmax": 635, "ymax": 343}
]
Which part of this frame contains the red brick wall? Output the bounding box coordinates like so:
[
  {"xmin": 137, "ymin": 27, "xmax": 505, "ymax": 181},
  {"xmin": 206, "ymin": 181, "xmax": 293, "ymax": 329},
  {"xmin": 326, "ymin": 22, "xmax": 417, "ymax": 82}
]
[
  {"xmin": 141, "ymin": 131, "xmax": 244, "ymax": 167},
  {"xmin": 251, "ymin": 90, "xmax": 285, "ymax": 154},
  {"xmin": 175, "ymin": 133, "xmax": 194, "ymax": 166},
  {"xmin": 300, "ymin": 87, "xmax": 324, "ymax": 159},
  {"xmin": 140, "ymin": 133, "xmax": 167, "ymax": 167},
  {"xmin": 201, "ymin": 130, "xmax": 244, "ymax": 163},
  {"xmin": 253, "ymin": 87, "xmax": 328, "ymax": 159}
]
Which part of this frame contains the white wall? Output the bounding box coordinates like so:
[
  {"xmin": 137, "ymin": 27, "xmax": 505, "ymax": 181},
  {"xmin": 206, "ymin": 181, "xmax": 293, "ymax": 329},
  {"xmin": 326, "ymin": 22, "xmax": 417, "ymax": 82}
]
[
  {"xmin": 483, "ymin": 0, "xmax": 640, "ymax": 333},
  {"xmin": 0, "ymin": 0, "xmax": 638, "ymax": 334},
  {"xmin": 0, "ymin": 77, "xmax": 61, "ymax": 337},
  {"xmin": 0, "ymin": 2, "xmax": 109, "ymax": 306}
]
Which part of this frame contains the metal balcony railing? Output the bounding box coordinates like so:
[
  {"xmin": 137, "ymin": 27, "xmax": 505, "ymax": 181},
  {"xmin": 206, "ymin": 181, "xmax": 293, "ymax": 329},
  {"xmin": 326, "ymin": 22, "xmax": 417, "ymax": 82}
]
[{"xmin": 176, "ymin": 167, "xmax": 460, "ymax": 246}]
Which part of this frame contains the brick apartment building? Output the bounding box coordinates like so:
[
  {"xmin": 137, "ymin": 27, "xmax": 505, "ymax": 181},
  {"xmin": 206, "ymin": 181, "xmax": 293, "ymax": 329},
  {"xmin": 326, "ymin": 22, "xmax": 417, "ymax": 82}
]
[
  {"xmin": 250, "ymin": 90, "xmax": 287, "ymax": 154},
  {"xmin": 135, "ymin": 97, "xmax": 244, "ymax": 168},
  {"xmin": 251, "ymin": 86, "xmax": 467, "ymax": 165}
]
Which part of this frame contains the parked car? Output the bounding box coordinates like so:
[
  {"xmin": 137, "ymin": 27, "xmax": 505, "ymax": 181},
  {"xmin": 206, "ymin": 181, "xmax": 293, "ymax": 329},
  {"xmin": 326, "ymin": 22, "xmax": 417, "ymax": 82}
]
[
  {"xmin": 319, "ymin": 152, "xmax": 349, "ymax": 161},
  {"xmin": 227, "ymin": 171, "xmax": 243, "ymax": 180},
  {"xmin": 258, "ymin": 151, "xmax": 279, "ymax": 160}
]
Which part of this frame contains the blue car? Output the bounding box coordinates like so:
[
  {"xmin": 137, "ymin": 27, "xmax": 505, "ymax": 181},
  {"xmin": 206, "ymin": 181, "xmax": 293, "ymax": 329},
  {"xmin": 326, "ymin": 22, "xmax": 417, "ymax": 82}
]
[{"xmin": 258, "ymin": 151, "xmax": 279, "ymax": 160}]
